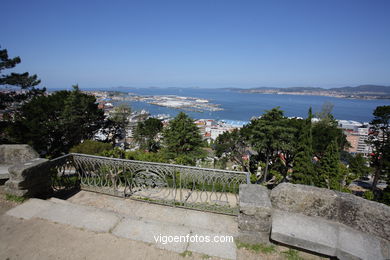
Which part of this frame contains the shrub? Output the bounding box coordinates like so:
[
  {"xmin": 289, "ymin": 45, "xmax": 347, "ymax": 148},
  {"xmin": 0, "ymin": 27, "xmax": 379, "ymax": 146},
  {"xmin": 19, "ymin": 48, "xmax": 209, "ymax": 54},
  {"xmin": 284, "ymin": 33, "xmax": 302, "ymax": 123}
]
[{"xmin": 70, "ymin": 140, "xmax": 113, "ymax": 155}]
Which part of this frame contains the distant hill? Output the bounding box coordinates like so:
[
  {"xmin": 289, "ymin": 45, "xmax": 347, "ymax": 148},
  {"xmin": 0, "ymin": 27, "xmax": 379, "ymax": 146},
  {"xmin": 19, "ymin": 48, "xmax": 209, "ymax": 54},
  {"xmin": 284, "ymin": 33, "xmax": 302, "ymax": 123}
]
[
  {"xmin": 237, "ymin": 85, "xmax": 390, "ymax": 99},
  {"xmin": 330, "ymin": 85, "xmax": 390, "ymax": 93}
]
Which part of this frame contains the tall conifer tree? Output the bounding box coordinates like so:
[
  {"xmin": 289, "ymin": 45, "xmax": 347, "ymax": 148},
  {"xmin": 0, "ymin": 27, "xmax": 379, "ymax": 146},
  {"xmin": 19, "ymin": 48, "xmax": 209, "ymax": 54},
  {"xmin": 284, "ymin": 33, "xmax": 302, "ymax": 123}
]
[
  {"xmin": 317, "ymin": 139, "xmax": 342, "ymax": 190},
  {"xmin": 292, "ymin": 108, "xmax": 316, "ymax": 185}
]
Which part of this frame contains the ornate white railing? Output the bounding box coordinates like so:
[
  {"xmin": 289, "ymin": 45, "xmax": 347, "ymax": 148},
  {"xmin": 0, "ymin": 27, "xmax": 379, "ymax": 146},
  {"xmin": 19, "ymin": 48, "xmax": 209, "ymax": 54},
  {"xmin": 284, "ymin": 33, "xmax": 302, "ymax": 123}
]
[{"xmin": 49, "ymin": 153, "xmax": 250, "ymax": 215}]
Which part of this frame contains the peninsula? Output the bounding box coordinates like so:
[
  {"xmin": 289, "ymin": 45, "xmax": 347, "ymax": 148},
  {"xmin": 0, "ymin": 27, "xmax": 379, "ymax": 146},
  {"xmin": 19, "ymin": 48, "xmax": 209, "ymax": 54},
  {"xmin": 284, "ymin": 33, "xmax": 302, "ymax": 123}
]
[{"xmin": 233, "ymin": 85, "xmax": 390, "ymax": 100}]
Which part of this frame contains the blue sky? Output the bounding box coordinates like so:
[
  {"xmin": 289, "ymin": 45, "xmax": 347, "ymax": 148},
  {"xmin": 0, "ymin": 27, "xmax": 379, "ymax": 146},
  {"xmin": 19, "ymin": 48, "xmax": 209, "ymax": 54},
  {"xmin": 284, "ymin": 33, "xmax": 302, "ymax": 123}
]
[{"xmin": 2, "ymin": 0, "xmax": 390, "ymax": 89}]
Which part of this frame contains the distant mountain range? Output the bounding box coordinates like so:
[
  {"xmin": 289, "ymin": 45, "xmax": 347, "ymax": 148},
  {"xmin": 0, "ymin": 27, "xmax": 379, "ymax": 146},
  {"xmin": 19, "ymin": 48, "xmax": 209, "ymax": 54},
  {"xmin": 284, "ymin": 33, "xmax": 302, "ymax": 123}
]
[{"xmin": 232, "ymin": 85, "xmax": 390, "ymax": 99}]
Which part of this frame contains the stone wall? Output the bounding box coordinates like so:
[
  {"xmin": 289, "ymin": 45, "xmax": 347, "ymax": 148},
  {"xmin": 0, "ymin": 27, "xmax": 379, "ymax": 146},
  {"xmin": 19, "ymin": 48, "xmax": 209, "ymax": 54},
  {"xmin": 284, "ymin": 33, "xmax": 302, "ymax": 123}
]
[
  {"xmin": 0, "ymin": 144, "xmax": 40, "ymax": 180},
  {"xmin": 238, "ymin": 184, "xmax": 272, "ymax": 244},
  {"xmin": 4, "ymin": 158, "xmax": 52, "ymax": 198},
  {"xmin": 270, "ymin": 183, "xmax": 390, "ymax": 242},
  {"xmin": 238, "ymin": 183, "xmax": 390, "ymax": 260},
  {"xmin": 0, "ymin": 144, "xmax": 39, "ymax": 165}
]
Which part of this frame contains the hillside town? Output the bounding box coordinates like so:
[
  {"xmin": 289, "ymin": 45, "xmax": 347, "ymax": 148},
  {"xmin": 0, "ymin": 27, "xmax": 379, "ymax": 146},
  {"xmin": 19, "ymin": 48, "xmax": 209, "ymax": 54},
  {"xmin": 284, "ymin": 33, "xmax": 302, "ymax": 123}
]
[{"xmin": 89, "ymin": 90, "xmax": 375, "ymax": 156}]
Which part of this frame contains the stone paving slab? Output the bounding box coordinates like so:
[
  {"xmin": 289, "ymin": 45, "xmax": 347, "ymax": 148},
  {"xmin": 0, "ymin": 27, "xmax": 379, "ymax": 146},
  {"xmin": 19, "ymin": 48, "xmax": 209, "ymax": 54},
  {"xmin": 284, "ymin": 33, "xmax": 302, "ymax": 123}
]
[
  {"xmin": 112, "ymin": 217, "xmax": 191, "ymax": 253},
  {"xmin": 6, "ymin": 198, "xmax": 54, "ymax": 220},
  {"xmin": 68, "ymin": 190, "xmax": 238, "ymax": 234},
  {"xmin": 187, "ymin": 229, "xmax": 236, "ymax": 260},
  {"xmin": 6, "ymin": 196, "xmax": 238, "ymax": 259},
  {"xmin": 36, "ymin": 200, "xmax": 122, "ymax": 233}
]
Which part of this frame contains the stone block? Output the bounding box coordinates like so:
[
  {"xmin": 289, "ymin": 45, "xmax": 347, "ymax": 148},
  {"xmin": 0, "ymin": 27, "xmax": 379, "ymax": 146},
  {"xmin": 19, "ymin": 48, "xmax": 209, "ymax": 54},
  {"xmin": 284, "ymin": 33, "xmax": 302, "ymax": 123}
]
[
  {"xmin": 238, "ymin": 184, "xmax": 272, "ymax": 244},
  {"xmin": 271, "ymin": 210, "xmax": 338, "ymax": 257},
  {"xmin": 236, "ymin": 231, "xmax": 270, "ymax": 245},
  {"xmin": 271, "ymin": 209, "xmax": 387, "ymax": 260},
  {"xmin": 270, "ymin": 183, "xmax": 390, "ymax": 241},
  {"xmin": 5, "ymin": 158, "xmax": 52, "ymax": 198},
  {"xmin": 0, "ymin": 144, "xmax": 39, "ymax": 165},
  {"xmin": 8, "ymin": 158, "xmax": 49, "ymax": 180}
]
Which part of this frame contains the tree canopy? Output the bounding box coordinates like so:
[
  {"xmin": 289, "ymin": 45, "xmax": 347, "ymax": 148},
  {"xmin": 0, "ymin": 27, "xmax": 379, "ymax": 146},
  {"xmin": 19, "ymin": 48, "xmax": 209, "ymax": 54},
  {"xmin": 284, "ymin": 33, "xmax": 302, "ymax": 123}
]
[
  {"xmin": 162, "ymin": 112, "xmax": 205, "ymax": 165},
  {"xmin": 368, "ymin": 105, "xmax": 390, "ymax": 191},
  {"xmin": 0, "ymin": 47, "xmax": 45, "ymax": 143},
  {"xmin": 213, "ymin": 128, "xmax": 248, "ymax": 171},
  {"xmin": 8, "ymin": 85, "xmax": 105, "ymax": 157},
  {"xmin": 133, "ymin": 117, "xmax": 163, "ymax": 152},
  {"xmin": 291, "ymin": 108, "xmax": 316, "ymax": 185},
  {"xmin": 246, "ymin": 107, "xmax": 297, "ymax": 182}
]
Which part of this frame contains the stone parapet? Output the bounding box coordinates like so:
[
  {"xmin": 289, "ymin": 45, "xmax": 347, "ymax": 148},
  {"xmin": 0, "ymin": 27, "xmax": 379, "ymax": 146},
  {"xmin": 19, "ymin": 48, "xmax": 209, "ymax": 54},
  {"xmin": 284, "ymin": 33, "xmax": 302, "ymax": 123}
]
[
  {"xmin": 4, "ymin": 158, "xmax": 52, "ymax": 197},
  {"xmin": 237, "ymin": 184, "xmax": 272, "ymax": 244},
  {"xmin": 270, "ymin": 183, "xmax": 390, "ymax": 242}
]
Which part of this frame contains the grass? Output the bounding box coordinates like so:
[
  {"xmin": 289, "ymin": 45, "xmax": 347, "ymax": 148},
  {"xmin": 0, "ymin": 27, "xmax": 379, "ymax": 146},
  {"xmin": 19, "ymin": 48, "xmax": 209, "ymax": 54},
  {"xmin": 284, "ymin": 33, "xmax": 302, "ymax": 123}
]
[
  {"xmin": 235, "ymin": 241, "xmax": 276, "ymax": 254},
  {"xmin": 282, "ymin": 249, "xmax": 303, "ymax": 260},
  {"xmin": 179, "ymin": 250, "xmax": 193, "ymax": 257},
  {"xmin": 201, "ymin": 254, "xmax": 210, "ymax": 259},
  {"xmin": 5, "ymin": 194, "xmax": 26, "ymax": 203}
]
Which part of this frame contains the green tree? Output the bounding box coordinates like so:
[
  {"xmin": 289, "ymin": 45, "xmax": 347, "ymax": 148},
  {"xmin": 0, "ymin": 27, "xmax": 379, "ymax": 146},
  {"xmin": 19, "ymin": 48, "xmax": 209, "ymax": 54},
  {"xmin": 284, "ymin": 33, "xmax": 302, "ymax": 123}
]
[
  {"xmin": 162, "ymin": 112, "xmax": 205, "ymax": 165},
  {"xmin": 348, "ymin": 154, "xmax": 370, "ymax": 180},
  {"xmin": 367, "ymin": 105, "xmax": 390, "ymax": 191},
  {"xmin": 213, "ymin": 129, "xmax": 248, "ymax": 171},
  {"xmin": 317, "ymin": 140, "xmax": 342, "ymax": 190},
  {"xmin": 70, "ymin": 140, "xmax": 113, "ymax": 155},
  {"xmin": 247, "ymin": 107, "xmax": 296, "ymax": 182},
  {"xmin": 0, "ymin": 47, "xmax": 45, "ymax": 142},
  {"xmin": 8, "ymin": 86, "xmax": 105, "ymax": 157},
  {"xmin": 107, "ymin": 104, "xmax": 131, "ymax": 143},
  {"xmin": 133, "ymin": 117, "xmax": 163, "ymax": 152},
  {"xmin": 292, "ymin": 108, "xmax": 316, "ymax": 185},
  {"xmin": 312, "ymin": 102, "xmax": 349, "ymax": 158}
]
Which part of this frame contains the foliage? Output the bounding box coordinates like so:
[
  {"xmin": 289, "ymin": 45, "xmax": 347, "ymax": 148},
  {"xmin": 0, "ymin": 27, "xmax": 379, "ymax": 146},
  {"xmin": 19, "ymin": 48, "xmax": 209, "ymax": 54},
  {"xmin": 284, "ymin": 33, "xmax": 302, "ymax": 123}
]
[
  {"xmin": 110, "ymin": 104, "xmax": 131, "ymax": 126},
  {"xmin": 282, "ymin": 249, "xmax": 303, "ymax": 260},
  {"xmin": 291, "ymin": 108, "xmax": 316, "ymax": 185},
  {"xmin": 367, "ymin": 105, "xmax": 390, "ymax": 191},
  {"xmin": 246, "ymin": 107, "xmax": 297, "ymax": 182},
  {"xmin": 8, "ymin": 85, "xmax": 105, "ymax": 157},
  {"xmin": 104, "ymin": 104, "xmax": 131, "ymax": 143},
  {"xmin": 0, "ymin": 47, "xmax": 45, "ymax": 143},
  {"xmin": 235, "ymin": 241, "xmax": 276, "ymax": 254},
  {"xmin": 378, "ymin": 187, "xmax": 390, "ymax": 206},
  {"xmin": 317, "ymin": 140, "xmax": 342, "ymax": 190},
  {"xmin": 162, "ymin": 112, "xmax": 205, "ymax": 165},
  {"xmin": 348, "ymin": 154, "xmax": 370, "ymax": 180},
  {"xmin": 213, "ymin": 128, "xmax": 248, "ymax": 171},
  {"xmin": 70, "ymin": 140, "xmax": 113, "ymax": 155},
  {"xmin": 5, "ymin": 194, "xmax": 26, "ymax": 203},
  {"xmin": 100, "ymin": 147, "xmax": 168, "ymax": 163},
  {"xmin": 133, "ymin": 117, "xmax": 163, "ymax": 152},
  {"xmin": 363, "ymin": 190, "xmax": 375, "ymax": 200},
  {"xmin": 179, "ymin": 250, "xmax": 192, "ymax": 257},
  {"xmin": 312, "ymin": 102, "xmax": 349, "ymax": 158}
]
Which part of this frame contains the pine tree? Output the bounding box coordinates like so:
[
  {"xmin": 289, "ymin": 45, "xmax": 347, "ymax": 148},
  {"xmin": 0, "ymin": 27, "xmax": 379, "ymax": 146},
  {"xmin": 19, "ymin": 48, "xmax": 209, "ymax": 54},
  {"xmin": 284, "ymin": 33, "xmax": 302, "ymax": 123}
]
[
  {"xmin": 247, "ymin": 107, "xmax": 296, "ymax": 182},
  {"xmin": 292, "ymin": 108, "xmax": 316, "ymax": 185},
  {"xmin": 0, "ymin": 47, "xmax": 45, "ymax": 143},
  {"xmin": 317, "ymin": 139, "xmax": 342, "ymax": 190},
  {"xmin": 162, "ymin": 112, "xmax": 205, "ymax": 165},
  {"xmin": 134, "ymin": 118, "xmax": 163, "ymax": 152}
]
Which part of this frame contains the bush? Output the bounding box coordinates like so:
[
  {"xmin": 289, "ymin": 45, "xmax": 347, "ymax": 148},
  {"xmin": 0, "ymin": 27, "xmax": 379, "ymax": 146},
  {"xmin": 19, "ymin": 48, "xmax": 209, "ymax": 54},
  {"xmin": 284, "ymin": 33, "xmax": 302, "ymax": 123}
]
[
  {"xmin": 363, "ymin": 190, "xmax": 375, "ymax": 200},
  {"xmin": 70, "ymin": 140, "xmax": 113, "ymax": 155}
]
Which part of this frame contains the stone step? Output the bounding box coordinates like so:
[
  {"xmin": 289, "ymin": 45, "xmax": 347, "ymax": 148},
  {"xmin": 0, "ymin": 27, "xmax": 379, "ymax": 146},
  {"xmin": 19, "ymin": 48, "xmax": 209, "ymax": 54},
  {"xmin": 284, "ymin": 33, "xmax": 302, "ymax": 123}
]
[
  {"xmin": 6, "ymin": 197, "xmax": 237, "ymax": 259},
  {"xmin": 66, "ymin": 190, "xmax": 238, "ymax": 235}
]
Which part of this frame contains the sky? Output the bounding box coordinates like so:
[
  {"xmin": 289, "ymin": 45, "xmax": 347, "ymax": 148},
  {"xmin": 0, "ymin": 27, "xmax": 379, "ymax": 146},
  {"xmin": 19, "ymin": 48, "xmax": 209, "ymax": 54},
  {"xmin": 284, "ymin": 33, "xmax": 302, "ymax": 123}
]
[{"xmin": 2, "ymin": 0, "xmax": 390, "ymax": 89}]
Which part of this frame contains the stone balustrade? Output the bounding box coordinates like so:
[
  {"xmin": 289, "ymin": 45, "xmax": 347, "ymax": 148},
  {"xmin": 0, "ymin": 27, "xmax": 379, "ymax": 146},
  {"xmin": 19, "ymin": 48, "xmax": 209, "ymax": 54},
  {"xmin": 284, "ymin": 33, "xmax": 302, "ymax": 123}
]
[{"xmin": 238, "ymin": 183, "xmax": 390, "ymax": 260}]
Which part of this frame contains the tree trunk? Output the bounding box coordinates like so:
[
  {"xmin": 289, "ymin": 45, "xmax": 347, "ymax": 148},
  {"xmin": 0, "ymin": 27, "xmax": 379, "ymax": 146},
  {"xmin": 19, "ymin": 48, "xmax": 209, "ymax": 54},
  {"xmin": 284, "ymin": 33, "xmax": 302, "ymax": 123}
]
[
  {"xmin": 372, "ymin": 169, "xmax": 380, "ymax": 191},
  {"xmin": 264, "ymin": 154, "xmax": 269, "ymax": 183}
]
